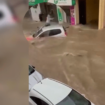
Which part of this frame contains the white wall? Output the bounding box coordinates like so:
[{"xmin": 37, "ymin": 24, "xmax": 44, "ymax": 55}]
[
  {"xmin": 57, "ymin": 6, "xmax": 67, "ymax": 24},
  {"xmin": 62, "ymin": 9, "xmax": 67, "ymax": 23},
  {"xmin": 30, "ymin": 4, "xmax": 41, "ymax": 21}
]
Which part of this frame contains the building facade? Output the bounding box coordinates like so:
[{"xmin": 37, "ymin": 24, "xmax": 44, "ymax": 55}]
[
  {"xmin": 75, "ymin": 0, "xmax": 105, "ymax": 30},
  {"xmin": 29, "ymin": 0, "xmax": 77, "ymax": 24},
  {"xmin": 29, "ymin": 0, "xmax": 105, "ymax": 30}
]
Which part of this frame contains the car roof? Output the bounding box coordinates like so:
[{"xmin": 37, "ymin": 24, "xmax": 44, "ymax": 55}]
[
  {"xmin": 32, "ymin": 78, "xmax": 72, "ymax": 104},
  {"xmin": 42, "ymin": 24, "xmax": 63, "ymax": 32}
]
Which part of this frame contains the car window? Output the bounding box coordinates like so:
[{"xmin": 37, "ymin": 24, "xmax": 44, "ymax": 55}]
[
  {"xmin": 69, "ymin": 90, "xmax": 91, "ymax": 105},
  {"xmin": 57, "ymin": 90, "xmax": 91, "ymax": 105},
  {"xmin": 39, "ymin": 30, "xmax": 50, "ymax": 38},
  {"xmin": 30, "ymin": 96, "xmax": 48, "ymax": 105},
  {"xmin": 0, "ymin": 11, "xmax": 4, "ymax": 19},
  {"xmin": 29, "ymin": 65, "xmax": 35, "ymax": 75},
  {"xmin": 49, "ymin": 29, "xmax": 61, "ymax": 36}
]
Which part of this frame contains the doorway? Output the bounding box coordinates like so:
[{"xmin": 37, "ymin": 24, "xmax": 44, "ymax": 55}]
[
  {"xmin": 78, "ymin": 0, "xmax": 86, "ymax": 25},
  {"xmin": 40, "ymin": 3, "xmax": 58, "ymax": 22},
  {"xmin": 61, "ymin": 6, "xmax": 71, "ymax": 23}
]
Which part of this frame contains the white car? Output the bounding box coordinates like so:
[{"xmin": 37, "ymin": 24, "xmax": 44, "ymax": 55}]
[
  {"xmin": 29, "ymin": 65, "xmax": 43, "ymax": 91},
  {"xmin": 33, "ymin": 24, "xmax": 67, "ymax": 38},
  {"xmin": 0, "ymin": 2, "xmax": 18, "ymax": 29},
  {"xmin": 29, "ymin": 78, "xmax": 95, "ymax": 105}
]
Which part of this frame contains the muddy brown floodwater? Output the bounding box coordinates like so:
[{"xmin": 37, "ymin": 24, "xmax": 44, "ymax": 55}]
[{"xmin": 28, "ymin": 26, "xmax": 105, "ymax": 105}]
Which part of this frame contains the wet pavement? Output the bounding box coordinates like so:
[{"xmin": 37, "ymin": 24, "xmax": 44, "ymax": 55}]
[{"xmin": 27, "ymin": 25, "xmax": 105, "ymax": 105}]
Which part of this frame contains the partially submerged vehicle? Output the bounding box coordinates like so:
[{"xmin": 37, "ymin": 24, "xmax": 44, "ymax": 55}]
[{"xmin": 33, "ymin": 24, "xmax": 67, "ymax": 38}]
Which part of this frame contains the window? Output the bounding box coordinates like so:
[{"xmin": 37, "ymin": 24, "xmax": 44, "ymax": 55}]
[
  {"xmin": 39, "ymin": 31, "xmax": 50, "ymax": 38},
  {"xmin": 49, "ymin": 29, "xmax": 61, "ymax": 36},
  {"xmin": 29, "ymin": 65, "xmax": 35, "ymax": 75},
  {"xmin": 30, "ymin": 96, "xmax": 48, "ymax": 105},
  {"xmin": 0, "ymin": 11, "xmax": 4, "ymax": 19},
  {"xmin": 57, "ymin": 90, "xmax": 91, "ymax": 105}
]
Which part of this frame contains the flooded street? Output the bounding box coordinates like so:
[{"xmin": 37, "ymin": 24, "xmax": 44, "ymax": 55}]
[{"xmin": 28, "ymin": 26, "xmax": 105, "ymax": 105}]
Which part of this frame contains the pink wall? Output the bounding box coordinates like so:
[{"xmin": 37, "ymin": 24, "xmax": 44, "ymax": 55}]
[{"xmin": 70, "ymin": 6, "xmax": 76, "ymax": 25}]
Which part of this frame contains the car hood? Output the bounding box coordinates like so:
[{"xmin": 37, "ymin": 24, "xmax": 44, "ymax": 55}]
[{"xmin": 32, "ymin": 78, "xmax": 72, "ymax": 104}]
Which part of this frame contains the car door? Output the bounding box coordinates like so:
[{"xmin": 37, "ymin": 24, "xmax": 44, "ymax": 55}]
[
  {"xmin": 30, "ymin": 96, "xmax": 50, "ymax": 105},
  {"xmin": 49, "ymin": 29, "xmax": 63, "ymax": 37}
]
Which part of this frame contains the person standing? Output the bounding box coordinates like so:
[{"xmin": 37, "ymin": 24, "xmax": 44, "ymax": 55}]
[{"xmin": 46, "ymin": 11, "xmax": 54, "ymax": 25}]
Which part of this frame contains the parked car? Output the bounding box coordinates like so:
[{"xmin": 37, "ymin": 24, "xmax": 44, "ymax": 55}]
[
  {"xmin": 29, "ymin": 65, "xmax": 43, "ymax": 91},
  {"xmin": 29, "ymin": 78, "xmax": 95, "ymax": 105},
  {"xmin": 32, "ymin": 24, "xmax": 67, "ymax": 39},
  {"xmin": 0, "ymin": 2, "xmax": 18, "ymax": 29}
]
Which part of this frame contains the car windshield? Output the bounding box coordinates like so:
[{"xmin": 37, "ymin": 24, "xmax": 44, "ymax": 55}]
[
  {"xmin": 57, "ymin": 90, "xmax": 91, "ymax": 105},
  {"xmin": 29, "ymin": 65, "xmax": 35, "ymax": 75}
]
